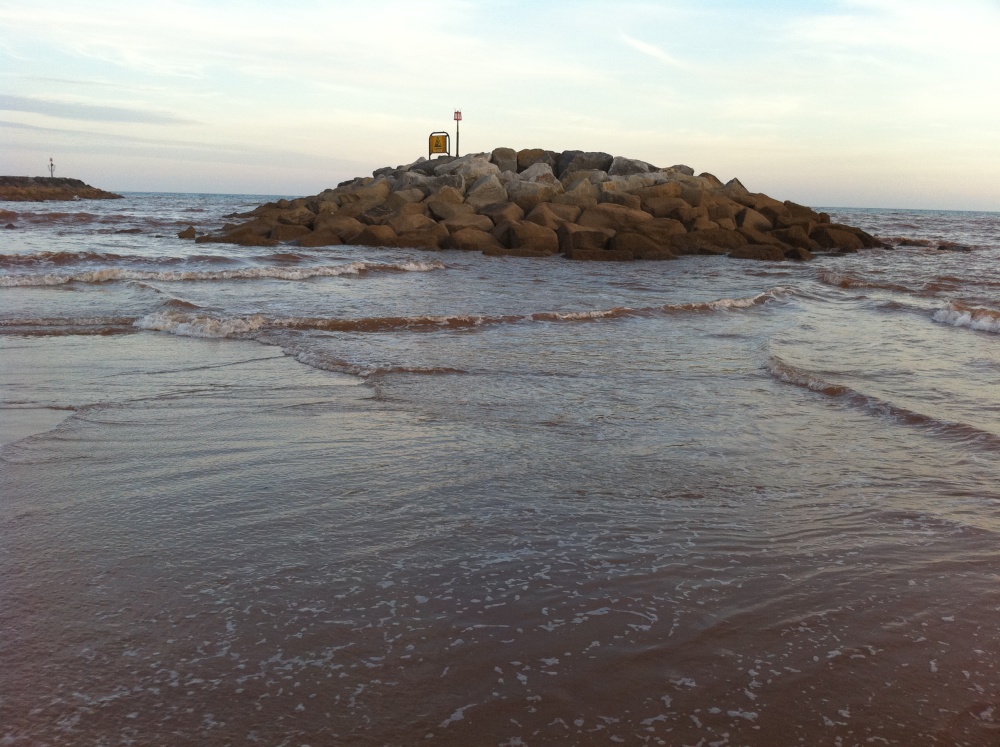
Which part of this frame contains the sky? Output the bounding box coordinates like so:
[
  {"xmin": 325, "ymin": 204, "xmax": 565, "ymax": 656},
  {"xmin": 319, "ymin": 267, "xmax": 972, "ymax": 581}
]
[{"xmin": 2, "ymin": 0, "xmax": 999, "ymax": 209}]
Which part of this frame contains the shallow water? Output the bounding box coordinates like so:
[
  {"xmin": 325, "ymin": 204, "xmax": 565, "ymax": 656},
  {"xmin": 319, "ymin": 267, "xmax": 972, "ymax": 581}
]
[{"xmin": 2, "ymin": 195, "xmax": 999, "ymax": 745}]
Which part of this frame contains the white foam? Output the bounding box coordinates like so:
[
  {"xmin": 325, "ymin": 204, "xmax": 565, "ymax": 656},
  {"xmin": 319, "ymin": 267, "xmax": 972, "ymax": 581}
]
[
  {"xmin": 932, "ymin": 306, "xmax": 1000, "ymax": 334},
  {"xmin": 0, "ymin": 260, "xmax": 446, "ymax": 287},
  {"xmin": 135, "ymin": 311, "xmax": 267, "ymax": 338}
]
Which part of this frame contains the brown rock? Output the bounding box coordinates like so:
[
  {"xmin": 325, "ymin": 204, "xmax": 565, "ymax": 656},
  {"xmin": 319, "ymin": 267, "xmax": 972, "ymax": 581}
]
[
  {"xmin": 312, "ymin": 214, "xmax": 365, "ymax": 242},
  {"xmin": 504, "ymin": 180, "xmax": 564, "ymax": 212},
  {"xmin": 551, "ymin": 180, "xmax": 599, "ymax": 209},
  {"xmin": 516, "ymin": 148, "xmax": 558, "ymax": 173},
  {"xmin": 444, "ymin": 227, "xmax": 504, "ymax": 252},
  {"xmin": 354, "ymin": 224, "xmax": 398, "ymax": 247},
  {"xmin": 338, "ymin": 195, "xmax": 387, "ymax": 219},
  {"xmin": 394, "ymin": 223, "xmax": 450, "ymax": 250},
  {"xmin": 641, "ymin": 197, "xmax": 691, "ymax": 219},
  {"xmin": 810, "ymin": 225, "xmax": 864, "ymax": 252},
  {"xmin": 492, "ymin": 220, "xmax": 559, "ymax": 255},
  {"xmin": 556, "ymin": 223, "xmax": 615, "ymax": 254},
  {"xmin": 270, "ymin": 224, "xmax": 312, "ymax": 242},
  {"xmin": 729, "ymin": 244, "xmax": 787, "ymax": 261},
  {"xmin": 524, "ymin": 203, "xmax": 581, "ymax": 231},
  {"xmin": 633, "ymin": 218, "xmax": 687, "ymax": 244},
  {"xmin": 464, "ymin": 175, "xmax": 508, "ymax": 210},
  {"xmin": 277, "ymin": 205, "xmax": 316, "ymax": 226},
  {"xmin": 598, "ymin": 190, "xmax": 642, "ymax": 210},
  {"xmin": 358, "ymin": 203, "xmax": 396, "ymax": 226},
  {"xmin": 634, "ymin": 183, "xmax": 684, "ymax": 202},
  {"xmin": 577, "ymin": 204, "xmax": 654, "ymax": 232},
  {"xmin": 737, "ymin": 207, "xmax": 773, "ymax": 232},
  {"xmin": 426, "ymin": 201, "xmax": 475, "ymax": 221},
  {"xmin": 442, "ymin": 213, "xmax": 494, "ymax": 233},
  {"xmin": 689, "ymin": 217, "xmax": 720, "ymax": 232},
  {"xmin": 491, "ymin": 147, "xmax": 518, "ymax": 173},
  {"xmin": 609, "ymin": 232, "xmax": 677, "ymax": 260},
  {"xmin": 771, "ymin": 226, "xmax": 820, "ymax": 252},
  {"xmin": 388, "ymin": 213, "xmax": 437, "ymax": 234},
  {"xmin": 178, "ymin": 226, "xmax": 196, "ymax": 240},
  {"xmin": 479, "ymin": 201, "xmax": 525, "ymax": 224},
  {"xmin": 298, "ymin": 231, "xmax": 343, "ymax": 247}
]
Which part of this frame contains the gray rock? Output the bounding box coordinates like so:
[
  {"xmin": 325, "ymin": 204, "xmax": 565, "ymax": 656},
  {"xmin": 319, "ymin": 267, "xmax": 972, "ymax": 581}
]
[
  {"xmin": 490, "ymin": 147, "xmax": 517, "ymax": 174},
  {"xmin": 607, "ymin": 156, "xmax": 653, "ymax": 176},
  {"xmin": 518, "ymin": 162, "xmax": 559, "ymax": 184},
  {"xmin": 464, "ymin": 174, "xmax": 508, "ymax": 210},
  {"xmin": 556, "ymin": 151, "xmax": 614, "ymax": 178}
]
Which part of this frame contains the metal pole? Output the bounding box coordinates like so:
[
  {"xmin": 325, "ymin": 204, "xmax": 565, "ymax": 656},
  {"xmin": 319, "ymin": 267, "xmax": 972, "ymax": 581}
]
[{"xmin": 456, "ymin": 118, "xmax": 460, "ymax": 158}]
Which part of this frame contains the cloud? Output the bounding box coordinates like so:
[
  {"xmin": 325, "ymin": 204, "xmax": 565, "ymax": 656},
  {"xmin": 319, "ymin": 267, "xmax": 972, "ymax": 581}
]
[
  {"xmin": 0, "ymin": 94, "xmax": 196, "ymax": 125},
  {"xmin": 619, "ymin": 31, "xmax": 690, "ymax": 69}
]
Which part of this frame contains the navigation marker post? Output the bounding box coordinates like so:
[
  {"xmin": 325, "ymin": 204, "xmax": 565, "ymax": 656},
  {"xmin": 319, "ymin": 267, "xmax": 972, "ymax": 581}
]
[
  {"xmin": 454, "ymin": 109, "xmax": 462, "ymax": 158},
  {"xmin": 48, "ymin": 157, "xmax": 55, "ymax": 177}
]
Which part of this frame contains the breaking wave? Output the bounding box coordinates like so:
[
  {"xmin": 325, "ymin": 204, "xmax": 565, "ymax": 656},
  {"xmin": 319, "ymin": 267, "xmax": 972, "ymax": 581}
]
[
  {"xmin": 932, "ymin": 303, "xmax": 1000, "ymax": 334},
  {"xmin": 0, "ymin": 260, "xmax": 446, "ymax": 287},
  {"xmin": 133, "ymin": 289, "xmax": 792, "ymax": 340},
  {"xmin": 766, "ymin": 354, "xmax": 1000, "ymax": 448},
  {"xmin": 817, "ymin": 270, "xmax": 913, "ymax": 294}
]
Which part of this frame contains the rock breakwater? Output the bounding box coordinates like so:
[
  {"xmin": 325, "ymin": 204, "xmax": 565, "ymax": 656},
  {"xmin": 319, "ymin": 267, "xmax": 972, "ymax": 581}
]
[
  {"xmin": 192, "ymin": 149, "xmax": 883, "ymax": 261},
  {"xmin": 0, "ymin": 177, "xmax": 122, "ymax": 202}
]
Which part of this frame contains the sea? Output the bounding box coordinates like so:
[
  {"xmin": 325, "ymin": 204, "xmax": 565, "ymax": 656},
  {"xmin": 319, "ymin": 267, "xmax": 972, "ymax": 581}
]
[{"xmin": 1, "ymin": 193, "xmax": 999, "ymax": 746}]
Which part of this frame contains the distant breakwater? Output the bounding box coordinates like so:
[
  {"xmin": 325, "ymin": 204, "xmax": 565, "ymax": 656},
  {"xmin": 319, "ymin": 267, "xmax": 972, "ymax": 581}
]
[
  {"xmin": 189, "ymin": 149, "xmax": 883, "ymax": 262},
  {"xmin": 0, "ymin": 176, "xmax": 122, "ymax": 202}
]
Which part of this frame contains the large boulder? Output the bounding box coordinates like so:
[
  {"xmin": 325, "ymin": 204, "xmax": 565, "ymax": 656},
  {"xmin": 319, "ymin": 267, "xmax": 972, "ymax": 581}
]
[
  {"xmin": 518, "ymin": 162, "xmax": 560, "ymax": 184},
  {"xmin": 504, "ymin": 180, "xmax": 565, "ymax": 212},
  {"xmin": 737, "ymin": 207, "xmax": 773, "ymax": 233},
  {"xmin": 354, "ymin": 224, "xmax": 398, "ymax": 247},
  {"xmin": 338, "ymin": 194, "xmax": 387, "ymax": 219},
  {"xmin": 442, "ymin": 212, "xmax": 495, "ymax": 233},
  {"xmin": 607, "ymin": 156, "xmax": 654, "ymax": 176},
  {"xmin": 556, "ymin": 150, "xmax": 614, "ymax": 178},
  {"xmin": 810, "ymin": 225, "xmax": 864, "ymax": 252},
  {"xmin": 578, "ymin": 203, "xmax": 654, "ymax": 232},
  {"xmin": 479, "ymin": 201, "xmax": 525, "ymax": 224},
  {"xmin": 516, "ymin": 148, "xmax": 558, "ymax": 173},
  {"xmin": 395, "ymin": 223, "xmax": 450, "ymax": 250},
  {"xmin": 271, "ymin": 224, "xmax": 312, "ymax": 242},
  {"xmin": 311, "ymin": 214, "xmax": 365, "ymax": 242},
  {"xmin": 426, "ymin": 200, "xmax": 475, "ymax": 221},
  {"xmin": 277, "ymin": 205, "xmax": 316, "ymax": 226},
  {"xmin": 556, "ymin": 223, "xmax": 615, "ymax": 253},
  {"xmin": 633, "ymin": 217, "xmax": 687, "ymax": 244},
  {"xmin": 524, "ymin": 202, "xmax": 581, "ymax": 231},
  {"xmin": 490, "ymin": 147, "xmax": 518, "ymax": 174},
  {"xmin": 492, "ymin": 220, "xmax": 560, "ymax": 255},
  {"xmin": 609, "ymin": 232, "xmax": 677, "ymax": 260},
  {"xmin": 452, "ymin": 159, "xmax": 501, "ymax": 181},
  {"xmin": 560, "ymin": 169, "xmax": 609, "ymax": 189},
  {"xmin": 551, "ymin": 179, "xmax": 599, "ymax": 208},
  {"xmin": 598, "ymin": 190, "xmax": 641, "ymax": 210},
  {"xmin": 464, "ymin": 174, "xmax": 509, "ymax": 210},
  {"xmin": 444, "ymin": 227, "xmax": 504, "ymax": 252},
  {"xmin": 387, "ymin": 213, "xmax": 437, "ymax": 234}
]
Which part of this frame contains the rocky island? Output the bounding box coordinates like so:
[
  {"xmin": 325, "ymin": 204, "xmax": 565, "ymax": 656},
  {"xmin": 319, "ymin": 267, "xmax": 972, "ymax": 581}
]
[
  {"xmin": 0, "ymin": 176, "xmax": 122, "ymax": 202},
  {"xmin": 191, "ymin": 148, "xmax": 882, "ymax": 261}
]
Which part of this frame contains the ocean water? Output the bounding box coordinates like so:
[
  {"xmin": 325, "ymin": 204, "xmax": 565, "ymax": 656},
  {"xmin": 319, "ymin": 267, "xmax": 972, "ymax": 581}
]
[{"xmin": 1, "ymin": 194, "xmax": 999, "ymax": 746}]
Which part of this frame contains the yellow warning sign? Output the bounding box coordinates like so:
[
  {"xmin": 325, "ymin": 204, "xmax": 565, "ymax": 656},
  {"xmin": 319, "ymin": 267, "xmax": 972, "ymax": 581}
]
[{"xmin": 429, "ymin": 134, "xmax": 449, "ymax": 155}]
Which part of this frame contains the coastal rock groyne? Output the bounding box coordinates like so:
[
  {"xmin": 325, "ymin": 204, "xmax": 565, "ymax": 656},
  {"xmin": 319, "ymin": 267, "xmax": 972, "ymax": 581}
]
[
  {"xmin": 0, "ymin": 176, "xmax": 123, "ymax": 202},
  {"xmin": 193, "ymin": 149, "xmax": 883, "ymax": 261}
]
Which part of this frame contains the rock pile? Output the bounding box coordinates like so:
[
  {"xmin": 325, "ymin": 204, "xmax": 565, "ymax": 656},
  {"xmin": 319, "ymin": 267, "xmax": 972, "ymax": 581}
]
[
  {"xmin": 0, "ymin": 177, "xmax": 122, "ymax": 202},
  {"xmin": 191, "ymin": 149, "xmax": 883, "ymax": 261}
]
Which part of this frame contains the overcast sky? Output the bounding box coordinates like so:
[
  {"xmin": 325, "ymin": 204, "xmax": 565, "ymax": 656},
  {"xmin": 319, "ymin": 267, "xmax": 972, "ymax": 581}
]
[{"xmin": 2, "ymin": 0, "xmax": 999, "ymax": 209}]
